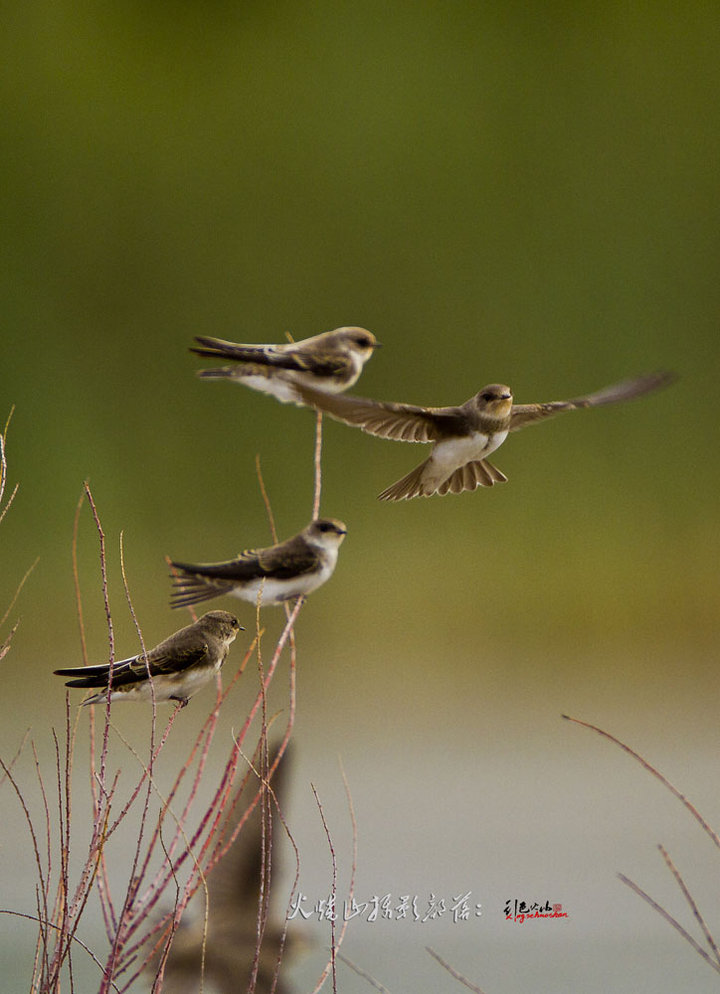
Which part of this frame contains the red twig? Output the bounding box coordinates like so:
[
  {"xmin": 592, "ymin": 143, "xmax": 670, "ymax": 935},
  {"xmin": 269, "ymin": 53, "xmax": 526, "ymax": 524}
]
[
  {"xmin": 562, "ymin": 715, "xmax": 720, "ymax": 850},
  {"xmin": 426, "ymin": 947, "xmax": 489, "ymax": 993},
  {"xmin": 311, "ymin": 783, "xmax": 338, "ymax": 994},
  {"xmin": 658, "ymin": 844, "xmax": 720, "ymax": 966}
]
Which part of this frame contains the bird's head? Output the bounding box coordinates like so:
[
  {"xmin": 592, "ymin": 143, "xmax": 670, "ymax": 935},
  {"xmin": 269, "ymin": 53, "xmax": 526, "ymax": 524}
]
[
  {"xmin": 332, "ymin": 326, "xmax": 381, "ymax": 358},
  {"xmin": 475, "ymin": 384, "xmax": 513, "ymax": 420},
  {"xmin": 306, "ymin": 518, "xmax": 348, "ymax": 549}
]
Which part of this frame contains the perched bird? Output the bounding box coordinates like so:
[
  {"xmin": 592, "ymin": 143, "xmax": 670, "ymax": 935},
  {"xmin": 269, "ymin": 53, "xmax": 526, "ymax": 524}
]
[
  {"xmin": 191, "ymin": 326, "xmax": 380, "ymax": 403},
  {"xmin": 294, "ymin": 371, "xmax": 677, "ymax": 501},
  {"xmin": 148, "ymin": 743, "xmax": 295, "ymax": 994},
  {"xmin": 54, "ymin": 611, "xmax": 242, "ymax": 706},
  {"xmin": 170, "ymin": 518, "xmax": 347, "ymax": 609}
]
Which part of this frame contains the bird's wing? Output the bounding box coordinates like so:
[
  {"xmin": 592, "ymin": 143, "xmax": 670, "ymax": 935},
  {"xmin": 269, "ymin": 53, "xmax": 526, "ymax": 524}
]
[
  {"xmin": 509, "ymin": 371, "xmax": 677, "ymax": 431},
  {"xmin": 191, "ymin": 336, "xmax": 353, "ymax": 379},
  {"xmin": 295, "ymin": 385, "xmax": 465, "ymax": 442},
  {"xmin": 54, "ymin": 653, "xmax": 146, "ymax": 688},
  {"xmin": 128, "ymin": 642, "xmax": 210, "ymax": 680},
  {"xmin": 280, "ymin": 343, "xmax": 354, "ymax": 379},
  {"xmin": 58, "ymin": 644, "xmax": 211, "ymax": 687},
  {"xmin": 171, "ymin": 552, "xmax": 264, "ymax": 582},
  {"xmin": 171, "ymin": 538, "xmax": 318, "ymax": 585},
  {"xmin": 255, "ymin": 536, "xmax": 319, "ymax": 579}
]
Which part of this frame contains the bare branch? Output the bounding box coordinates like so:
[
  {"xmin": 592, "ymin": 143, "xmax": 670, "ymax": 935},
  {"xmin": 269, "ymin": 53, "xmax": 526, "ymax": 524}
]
[
  {"xmin": 312, "ymin": 411, "xmax": 323, "ymax": 519},
  {"xmin": 336, "ymin": 951, "xmax": 394, "ymax": 992},
  {"xmin": 426, "ymin": 947, "xmax": 489, "ymax": 993},
  {"xmin": 658, "ymin": 845, "xmax": 720, "ymax": 966},
  {"xmin": 618, "ymin": 873, "xmax": 720, "ymax": 976},
  {"xmin": 562, "ymin": 715, "xmax": 720, "ymax": 850},
  {"xmin": 311, "ymin": 782, "xmax": 338, "ymax": 994}
]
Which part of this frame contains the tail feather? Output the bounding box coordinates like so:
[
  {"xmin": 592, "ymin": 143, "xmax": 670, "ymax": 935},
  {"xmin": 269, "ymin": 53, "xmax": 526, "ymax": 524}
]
[
  {"xmin": 377, "ymin": 458, "xmax": 433, "ymax": 501},
  {"xmin": 195, "ymin": 366, "xmax": 238, "ymax": 379},
  {"xmin": 54, "ymin": 669, "xmax": 111, "ymax": 689},
  {"xmin": 437, "ymin": 459, "xmax": 508, "ymax": 496},
  {"xmin": 191, "ymin": 338, "xmax": 261, "ymax": 362},
  {"xmin": 379, "ymin": 456, "xmax": 508, "ymax": 502},
  {"xmin": 54, "ymin": 662, "xmax": 111, "ymax": 678},
  {"xmin": 170, "ymin": 573, "xmax": 233, "ymax": 609},
  {"xmin": 483, "ymin": 459, "xmax": 508, "ymax": 484}
]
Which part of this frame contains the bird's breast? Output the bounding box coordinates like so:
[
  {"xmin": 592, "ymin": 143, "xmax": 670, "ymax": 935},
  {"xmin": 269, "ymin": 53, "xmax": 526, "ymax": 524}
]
[{"xmin": 432, "ymin": 429, "xmax": 507, "ymax": 470}]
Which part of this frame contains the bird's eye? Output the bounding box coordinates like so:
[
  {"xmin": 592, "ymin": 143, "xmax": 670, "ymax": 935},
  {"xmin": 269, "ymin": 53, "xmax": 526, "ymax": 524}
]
[{"xmin": 354, "ymin": 334, "xmax": 372, "ymax": 347}]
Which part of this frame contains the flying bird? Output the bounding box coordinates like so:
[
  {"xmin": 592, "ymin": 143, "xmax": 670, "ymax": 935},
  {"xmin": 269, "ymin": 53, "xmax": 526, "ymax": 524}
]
[
  {"xmin": 54, "ymin": 611, "xmax": 242, "ymax": 706},
  {"xmin": 170, "ymin": 518, "xmax": 347, "ymax": 609},
  {"xmin": 294, "ymin": 371, "xmax": 677, "ymax": 501},
  {"xmin": 191, "ymin": 326, "xmax": 380, "ymax": 403}
]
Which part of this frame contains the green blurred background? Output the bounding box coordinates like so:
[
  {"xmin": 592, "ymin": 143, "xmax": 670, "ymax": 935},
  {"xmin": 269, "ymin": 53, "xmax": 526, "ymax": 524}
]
[{"xmin": 1, "ymin": 1, "xmax": 719, "ymax": 991}]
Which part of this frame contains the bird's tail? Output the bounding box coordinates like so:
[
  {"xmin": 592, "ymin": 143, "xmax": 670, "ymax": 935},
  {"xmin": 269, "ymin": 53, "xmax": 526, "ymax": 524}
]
[
  {"xmin": 377, "ymin": 458, "xmax": 434, "ymax": 501},
  {"xmin": 379, "ymin": 457, "xmax": 507, "ymax": 501},
  {"xmin": 53, "ymin": 663, "xmax": 111, "ymax": 688},
  {"xmin": 190, "ymin": 337, "xmax": 259, "ymax": 362},
  {"xmin": 169, "ymin": 569, "xmax": 233, "ymax": 609},
  {"xmin": 194, "ymin": 366, "xmax": 238, "ymax": 379},
  {"xmin": 437, "ymin": 459, "xmax": 507, "ymax": 496}
]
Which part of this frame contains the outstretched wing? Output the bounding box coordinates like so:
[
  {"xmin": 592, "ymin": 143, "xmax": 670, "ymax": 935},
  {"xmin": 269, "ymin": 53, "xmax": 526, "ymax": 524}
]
[
  {"xmin": 509, "ymin": 371, "xmax": 677, "ymax": 431},
  {"xmin": 295, "ymin": 385, "xmax": 466, "ymax": 442}
]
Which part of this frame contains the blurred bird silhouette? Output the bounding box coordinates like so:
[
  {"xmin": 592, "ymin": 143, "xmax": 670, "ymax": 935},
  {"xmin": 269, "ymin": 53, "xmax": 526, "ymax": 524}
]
[{"xmin": 148, "ymin": 742, "xmax": 295, "ymax": 994}]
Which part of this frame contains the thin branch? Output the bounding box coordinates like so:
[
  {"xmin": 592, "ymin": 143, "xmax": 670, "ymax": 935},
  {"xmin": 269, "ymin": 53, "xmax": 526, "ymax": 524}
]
[
  {"xmin": 311, "ymin": 783, "xmax": 338, "ymax": 994},
  {"xmin": 426, "ymin": 947, "xmax": 489, "ymax": 993},
  {"xmin": 618, "ymin": 874, "xmax": 720, "ymax": 976},
  {"xmin": 255, "ymin": 454, "xmax": 279, "ymax": 544},
  {"xmin": 335, "ymin": 952, "xmax": 393, "ymax": 993},
  {"xmin": 312, "ymin": 411, "xmax": 323, "ymax": 519},
  {"xmin": 562, "ymin": 715, "xmax": 720, "ymax": 850},
  {"xmin": 0, "ymin": 909, "xmax": 114, "ymax": 981},
  {"xmin": 658, "ymin": 844, "xmax": 720, "ymax": 967},
  {"xmin": 310, "ymin": 761, "xmax": 358, "ymax": 994},
  {"xmin": 0, "ymin": 728, "xmax": 30, "ymax": 787},
  {"xmin": 0, "ymin": 557, "xmax": 39, "ymax": 633},
  {"xmin": 0, "ymin": 406, "xmax": 18, "ymax": 524}
]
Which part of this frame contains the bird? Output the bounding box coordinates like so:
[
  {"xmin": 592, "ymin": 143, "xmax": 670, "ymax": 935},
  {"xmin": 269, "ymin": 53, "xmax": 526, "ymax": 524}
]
[
  {"xmin": 191, "ymin": 326, "xmax": 380, "ymax": 403},
  {"xmin": 147, "ymin": 742, "xmax": 295, "ymax": 994},
  {"xmin": 293, "ymin": 371, "xmax": 677, "ymax": 501},
  {"xmin": 54, "ymin": 611, "xmax": 242, "ymax": 706},
  {"xmin": 170, "ymin": 518, "xmax": 347, "ymax": 609}
]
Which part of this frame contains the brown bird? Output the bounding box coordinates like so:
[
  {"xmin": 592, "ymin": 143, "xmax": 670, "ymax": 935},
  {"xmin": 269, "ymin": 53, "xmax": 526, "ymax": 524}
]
[
  {"xmin": 191, "ymin": 326, "xmax": 380, "ymax": 403},
  {"xmin": 54, "ymin": 611, "xmax": 242, "ymax": 706},
  {"xmin": 294, "ymin": 371, "xmax": 677, "ymax": 500},
  {"xmin": 170, "ymin": 519, "xmax": 347, "ymax": 610}
]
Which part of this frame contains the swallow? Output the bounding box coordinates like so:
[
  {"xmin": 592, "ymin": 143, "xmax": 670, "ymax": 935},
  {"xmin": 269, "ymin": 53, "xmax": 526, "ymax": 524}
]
[
  {"xmin": 150, "ymin": 743, "xmax": 295, "ymax": 994},
  {"xmin": 191, "ymin": 327, "xmax": 380, "ymax": 403},
  {"xmin": 170, "ymin": 518, "xmax": 347, "ymax": 609},
  {"xmin": 54, "ymin": 611, "xmax": 242, "ymax": 706},
  {"xmin": 294, "ymin": 371, "xmax": 677, "ymax": 500}
]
